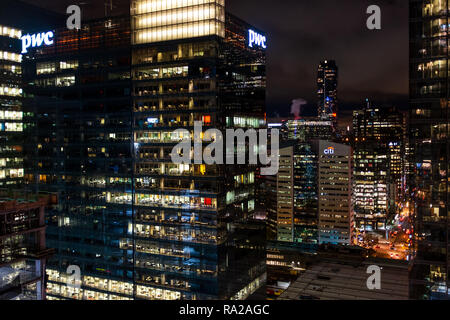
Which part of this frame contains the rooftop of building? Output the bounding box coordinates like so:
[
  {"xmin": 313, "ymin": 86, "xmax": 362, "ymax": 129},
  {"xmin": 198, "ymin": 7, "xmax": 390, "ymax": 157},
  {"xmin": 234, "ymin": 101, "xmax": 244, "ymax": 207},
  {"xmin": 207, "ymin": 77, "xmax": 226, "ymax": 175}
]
[
  {"xmin": 278, "ymin": 256, "xmax": 410, "ymax": 300},
  {"xmin": 0, "ymin": 191, "xmax": 56, "ymax": 213}
]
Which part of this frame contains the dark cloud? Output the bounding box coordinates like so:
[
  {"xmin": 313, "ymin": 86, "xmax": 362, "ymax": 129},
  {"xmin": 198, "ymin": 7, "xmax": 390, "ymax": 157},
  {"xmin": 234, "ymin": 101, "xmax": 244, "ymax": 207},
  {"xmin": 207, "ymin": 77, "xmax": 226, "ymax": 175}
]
[
  {"xmin": 227, "ymin": 0, "xmax": 409, "ymax": 115},
  {"xmin": 19, "ymin": 0, "xmax": 409, "ymax": 117}
]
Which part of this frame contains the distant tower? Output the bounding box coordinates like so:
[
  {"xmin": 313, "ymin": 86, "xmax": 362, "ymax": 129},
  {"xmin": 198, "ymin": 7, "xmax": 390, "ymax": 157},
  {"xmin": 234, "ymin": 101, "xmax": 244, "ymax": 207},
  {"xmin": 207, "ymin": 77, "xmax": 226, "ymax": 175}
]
[{"xmin": 317, "ymin": 60, "xmax": 338, "ymax": 127}]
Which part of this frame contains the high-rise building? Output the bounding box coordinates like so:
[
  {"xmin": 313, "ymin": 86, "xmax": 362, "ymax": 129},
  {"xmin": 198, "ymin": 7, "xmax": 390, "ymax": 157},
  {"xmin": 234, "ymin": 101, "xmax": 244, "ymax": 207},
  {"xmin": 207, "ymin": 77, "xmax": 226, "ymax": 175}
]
[
  {"xmin": 267, "ymin": 140, "xmax": 353, "ymax": 246},
  {"xmin": 23, "ymin": 0, "xmax": 266, "ymax": 300},
  {"xmin": 293, "ymin": 143, "xmax": 318, "ymax": 244},
  {"xmin": 313, "ymin": 140, "xmax": 353, "ymax": 245},
  {"xmin": 267, "ymin": 141, "xmax": 319, "ymax": 245},
  {"xmin": 317, "ymin": 60, "xmax": 338, "ymax": 128},
  {"xmin": 409, "ymin": 0, "xmax": 449, "ymax": 300},
  {"xmin": 0, "ymin": 25, "xmax": 24, "ymax": 187},
  {"xmin": 0, "ymin": 192, "xmax": 54, "ymax": 300},
  {"xmin": 266, "ymin": 142, "xmax": 294, "ymax": 243},
  {"xmin": 352, "ymin": 104, "xmax": 404, "ymax": 232}
]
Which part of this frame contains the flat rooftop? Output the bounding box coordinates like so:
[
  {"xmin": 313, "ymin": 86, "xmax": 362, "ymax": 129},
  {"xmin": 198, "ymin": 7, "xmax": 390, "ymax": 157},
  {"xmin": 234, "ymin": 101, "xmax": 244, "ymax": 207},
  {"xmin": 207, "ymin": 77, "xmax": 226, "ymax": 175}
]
[{"xmin": 278, "ymin": 259, "xmax": 410, "ymax": 300}]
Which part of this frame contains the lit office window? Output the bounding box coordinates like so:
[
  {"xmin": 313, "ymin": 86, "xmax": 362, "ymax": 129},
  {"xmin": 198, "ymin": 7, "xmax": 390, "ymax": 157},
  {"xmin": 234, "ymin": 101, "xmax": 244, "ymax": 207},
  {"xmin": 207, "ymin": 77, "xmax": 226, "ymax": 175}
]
[
  {"xmin": 0, "ymin": 25, "xmax": 22, "ymax": 39},
  {"xmin": 0, "ymin": 86, "xmax": 22, "ymax": 97},
  {"xmin": 0, "ymin": 51, "xmax": 22, "ymax": 63},
  {"xmin": 132, "ymin": 0, "xmax": 225, "ymax": 44}
]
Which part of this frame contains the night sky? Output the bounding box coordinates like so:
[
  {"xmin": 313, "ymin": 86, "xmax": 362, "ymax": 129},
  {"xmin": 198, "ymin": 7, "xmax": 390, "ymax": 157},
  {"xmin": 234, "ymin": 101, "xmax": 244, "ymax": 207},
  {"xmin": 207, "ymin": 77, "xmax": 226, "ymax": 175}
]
[{"xmin": 19, "ymin": 0, "xmax": 409, "ymax": 124}]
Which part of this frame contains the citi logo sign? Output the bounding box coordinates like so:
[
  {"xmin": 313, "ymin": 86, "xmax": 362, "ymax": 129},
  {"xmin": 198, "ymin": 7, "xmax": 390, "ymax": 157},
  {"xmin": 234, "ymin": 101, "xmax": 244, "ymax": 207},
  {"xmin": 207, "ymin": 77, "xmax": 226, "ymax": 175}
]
[
  {"xmin": 248, "ymin": 29, "xmax": 267, "ymax": 49},
  {"xmin": 21, "ymin": 31, "xmax": 54, "ymax": 54},
  {"xmin": 324, "ymin": 147, "xmax": 335, "ymax": 155}
]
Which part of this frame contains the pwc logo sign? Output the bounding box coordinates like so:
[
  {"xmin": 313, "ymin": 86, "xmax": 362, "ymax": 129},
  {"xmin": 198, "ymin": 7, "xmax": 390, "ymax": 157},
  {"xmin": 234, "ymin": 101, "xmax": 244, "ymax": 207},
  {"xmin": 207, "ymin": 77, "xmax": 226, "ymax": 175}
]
[
  {"xmin": 21, "ymin": 31, "xmax": 54, "ymax": 54},
  {"xmin": 248, "ymin": 29, "xmax": 267, "ymax": 49},
  {"xmin": 324, "ymin": 147, "xmax": 335, "ymax": 155}
]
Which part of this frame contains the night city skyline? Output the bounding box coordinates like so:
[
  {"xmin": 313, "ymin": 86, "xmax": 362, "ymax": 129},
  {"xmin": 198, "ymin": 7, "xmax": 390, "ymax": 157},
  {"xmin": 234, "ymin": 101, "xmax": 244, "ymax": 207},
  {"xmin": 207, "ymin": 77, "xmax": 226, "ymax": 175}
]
[
  {"xmin": 18, "ymin": 0, "xmax": 409, "ymax": 119},
  {"xmin": 0, "ymin": 0, "xmax": 448, "ymax": 310}
]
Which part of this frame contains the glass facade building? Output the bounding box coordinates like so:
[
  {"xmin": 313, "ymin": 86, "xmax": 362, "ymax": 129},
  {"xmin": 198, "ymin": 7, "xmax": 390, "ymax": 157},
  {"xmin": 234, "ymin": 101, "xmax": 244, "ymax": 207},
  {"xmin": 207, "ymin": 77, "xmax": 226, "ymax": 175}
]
[
  {"xmin": 409, "ymin": 0, "xmax": 449, "ymax": 299},
  {"xmin": 317, "ymin": 60, "xmax": 338, "ymax": 128},
  {"xmin": 0, "ymin": 25, "xmax": 24, "ymax": 187},
  {"xmin": 293, "ymin": 143, "xmax": 318, "ymax": 244},
  {"xmin": 267, "ymin": 140, "xmax": 352, "ymax": 246},
  {"xmin": 23, "ymin": 0, "xmax": 266, "ymax": 300},
  {"xmin": 353, "ymin": 105, "xmax": 404, "ymax": 232}
]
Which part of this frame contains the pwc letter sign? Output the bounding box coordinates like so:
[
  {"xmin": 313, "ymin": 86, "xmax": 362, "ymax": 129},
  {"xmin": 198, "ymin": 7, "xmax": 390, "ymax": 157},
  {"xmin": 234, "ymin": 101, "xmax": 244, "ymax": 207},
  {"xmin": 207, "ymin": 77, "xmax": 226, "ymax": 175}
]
[
  {"xmin": 248, "ymin": 29, "xmax": 267, "ymax": 49},
  {"xmin": 21, "ymin": 31, "xmax": 54, "ymax": 54}
]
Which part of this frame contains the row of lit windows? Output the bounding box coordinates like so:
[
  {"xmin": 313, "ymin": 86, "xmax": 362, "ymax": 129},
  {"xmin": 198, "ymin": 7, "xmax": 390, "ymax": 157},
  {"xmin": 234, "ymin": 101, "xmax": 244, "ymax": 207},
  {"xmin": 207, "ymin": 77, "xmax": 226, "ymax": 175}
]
[
  {"xmin": 0, "ymin": 25, "xmax": 22, "ymax": 39},
  {"xmin": 133, "ymin": 42, "xmax": 217, "ymax": 64},
  {"xmin": 0, "ymin": 86, "xmax": 22, "ymax": 97},
  {"xmin": 0, "ymin": 110, "xmax": 22, "ymax": 120},
  {"xmin": 134, "ymin": 223, "xmax": 217, "ymax": 244},
  {"xmin": 416, "ymin": 59, "xmax": 448, "ymax": 78},
  {"xmin": 229, "ymin": 117, "xmax": 265, "ymax": 129},
  {"xmin": 423, "ymin": 2, "xmax": 449, "ymax": 17},
  {"xmin": 135, "ymin": 4, "xmax": 223, "ymax": 31},
  {"xmin": 136, "ymin": 130, "xmax": 189, "ymax": 143},
  {"xmin": 36, "ymin": 61, "xmax": 79, "ymax": 75},
  {"xmin": 0, "ymin": 158, "xmax": 22, "ymax": 168},
  {"xmin": 133, "ymin": 20, "xmax": 225, "ymax": 44},
  {"xmin": 106, "ymin": 192, "xmax": 217, "ymax": 209},
  {"xmin": 0, "ymin": 51, "xmax": 22, "ymax": 63},
  {"xmin": 0, "ymin": 168, "xmax": 24, "ymax": 179},
  {"xmin": 0, "ymin": 63, "xmax": 21, "ymax": 75},
  {"xmin": 0, "ymin": 122, "xmax": 23, "ymax": 132},
  {"xmin": 35, "ymin": 76, "xmax": 76, "ymax": 87},
  {"xmin": 135, "ymin": 66, "xmax": 188, "ymax": 80},
  {"xmin": 47, "ymin": 269, "xmax": 183, "ymax": 300},
  {"xmin": 134, "ymin": 0, "xmax": 224, "ymax": 15}
]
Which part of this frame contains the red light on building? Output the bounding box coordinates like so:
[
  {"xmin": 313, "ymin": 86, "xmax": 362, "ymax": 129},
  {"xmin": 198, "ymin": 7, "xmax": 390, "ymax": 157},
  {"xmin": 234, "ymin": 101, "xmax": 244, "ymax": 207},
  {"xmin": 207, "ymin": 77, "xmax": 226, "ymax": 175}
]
[{"xmin": 203, "ymin": 115, "xmax": 211, "ymax": 124}]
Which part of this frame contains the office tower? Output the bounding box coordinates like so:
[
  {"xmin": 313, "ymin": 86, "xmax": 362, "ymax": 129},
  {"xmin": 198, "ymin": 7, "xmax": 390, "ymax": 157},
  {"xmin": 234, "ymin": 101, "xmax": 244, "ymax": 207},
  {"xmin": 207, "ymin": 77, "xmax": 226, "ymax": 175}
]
[
  {"xmin": 317, "ymin": 60, "xmax": 338, "ymax": 128},
  {"xmin": 402, "ymin": 112, "xmax": 412, "ymax": 199},
  {"xmin": 0, "ymin": 0, "xmax": 65, "ymax": 190},
  {"xmin": 24, "ymin": 0, "xmax": 266, "ymax": 300},
  {"xmin": 352, "ymin": 104, "xmax": 404, "ymax": 232},
  {"xmin": 23, "ymin": 15, "xmax": 136, "ymax": 301},
  {"xmin": 267, "ymin": 142, "xmax": 294, "ymax": 242},
  {"xmin": 268, "ymin": 140, "xmax": 352, "ymax": 246},
  {"xmin": 281, "ymin": 119, "xmax": 333, "ymax": 142},
  {"xmin": 293, "ymin": 143, "xmax": 318, "ymax": 244},
  {"xmin": 313, "ymin": 140, "xmax": 353, "ymax": 245},
  {"xmin": 0, "ymin": 192, "xmax": 54, "ymax": 300},
  {"xmin": 267, "ymin": 141, "xmax": 318, "ymax": 245},
  {"xmin": 409, "ymin": 0, "xmax": 449, "ymax": 299},
  {"xmin": 0, "ymin": 25, "xmax": 24, "ymax": 187}
]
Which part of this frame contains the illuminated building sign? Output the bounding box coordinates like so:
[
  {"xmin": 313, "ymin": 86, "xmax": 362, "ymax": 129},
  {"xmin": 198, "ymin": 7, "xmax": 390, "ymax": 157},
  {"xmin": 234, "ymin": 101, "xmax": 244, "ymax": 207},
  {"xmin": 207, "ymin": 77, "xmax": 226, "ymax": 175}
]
[
  {"xmin": 324, "ymin": 147, "xmax": 335, "ymax": 155},
  {"xmin": 21, "ymin": 31, "xmax": 54, "ymax": 54},
  {"xmin": 248, "ymin": 29, "xmax": 267, "ymax": 49}
]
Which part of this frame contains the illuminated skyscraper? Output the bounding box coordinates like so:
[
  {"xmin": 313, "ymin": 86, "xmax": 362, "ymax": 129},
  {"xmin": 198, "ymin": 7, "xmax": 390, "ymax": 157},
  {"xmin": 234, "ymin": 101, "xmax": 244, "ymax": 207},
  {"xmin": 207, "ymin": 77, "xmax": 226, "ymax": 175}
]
[
  {"xmin": 313, "ymin": 140, "xmax": 353, "ymax": 245},
  {"xmin": 266, "ymin": 142, "xmax": 295, "ymax": 243},
  {"xmin": 24, "ymin": 0, "xmax": 266, "ymax": 300},
  {"xmin": 409, "ymin": 0, "xmax": 449, "ymax": 300},
  {"xmin": 0, "ymin": 25, "xmax": 24, "ymax": 187},
  {"xmin": 267, "ymin": 140, "xmax": 352, "ymax": 246},
  {"xmin": 352, "ymin": 104, "xmax": 404, "ymax": 232},
  {"xmin": 317, "ymin": 60, "xmax": 338, "ymax": 128}
]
